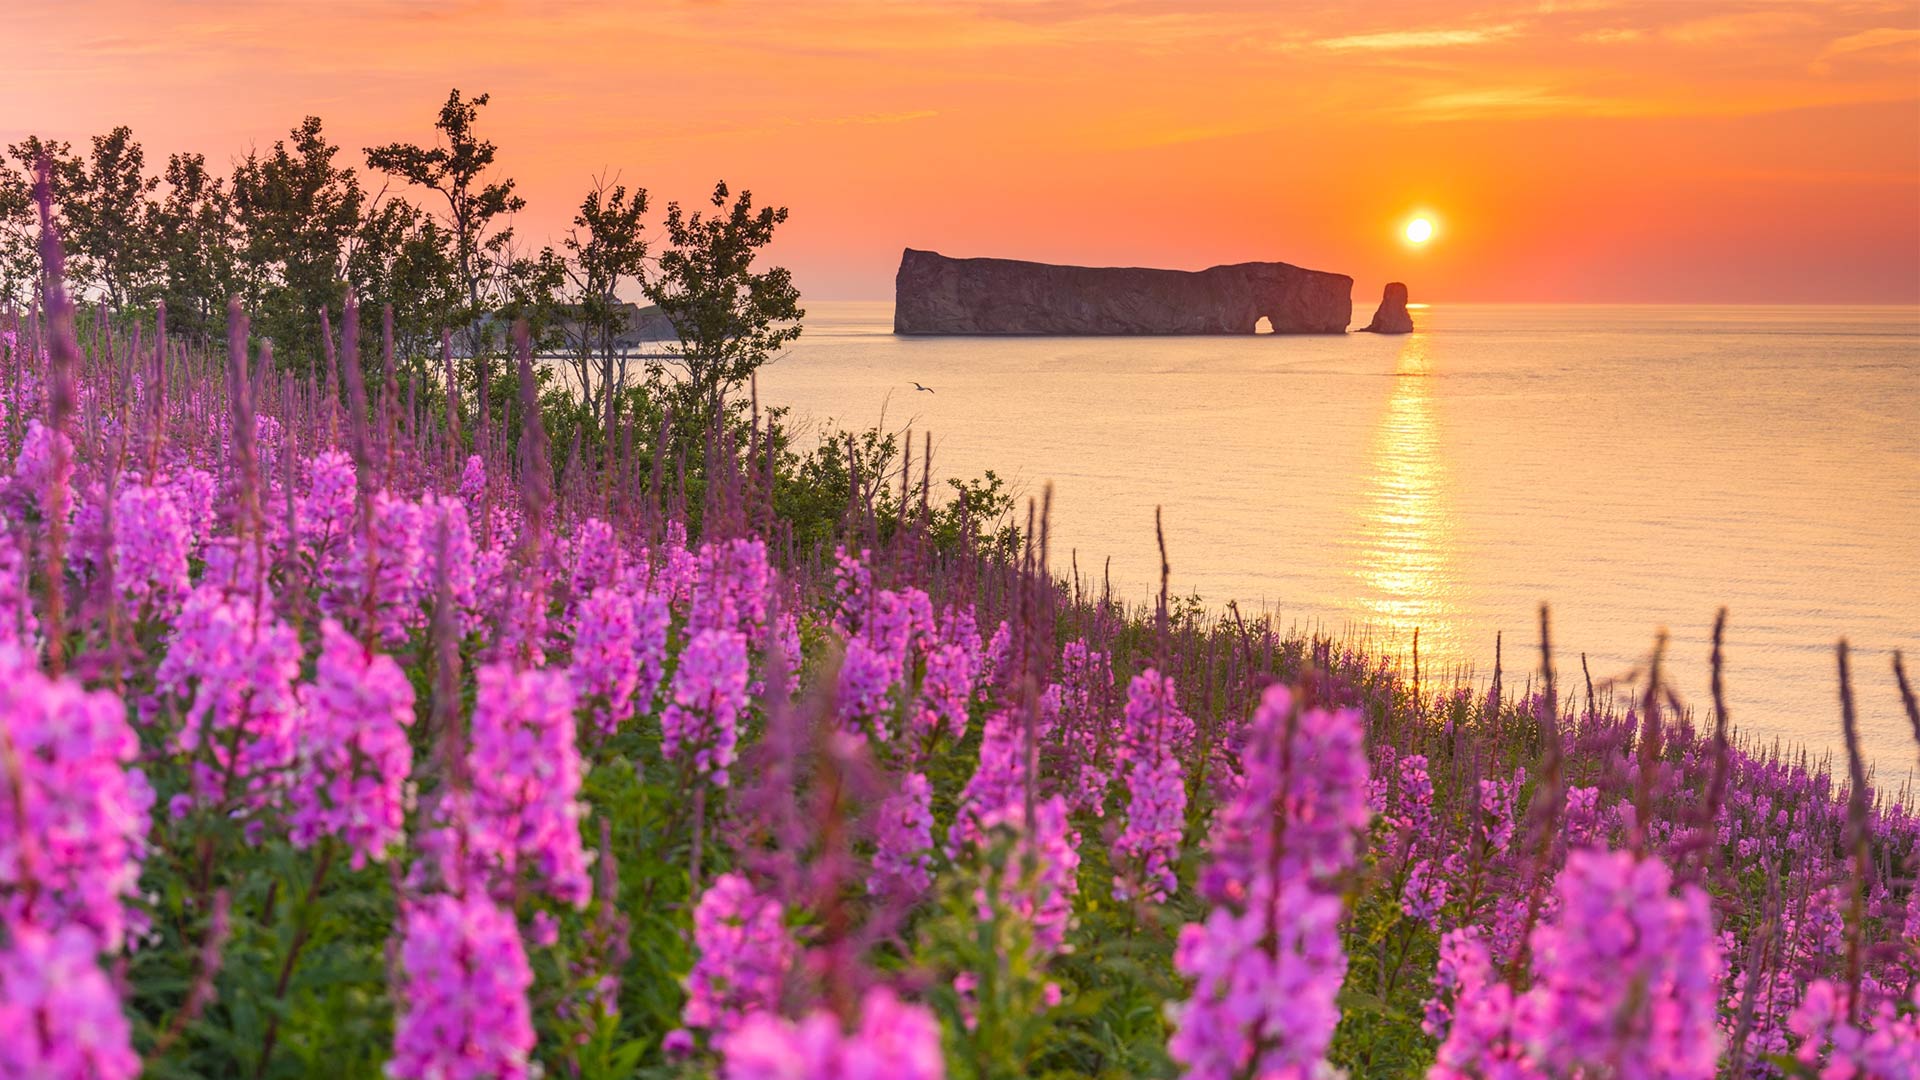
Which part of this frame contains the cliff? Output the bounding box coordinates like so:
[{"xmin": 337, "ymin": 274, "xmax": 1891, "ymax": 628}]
[
  {"xmin": 1360, "ymin": 282, "xmax": 1414, "ymax": 334},
  {"xmin": 892, "ymin": 248, "xmax": 1352, "ymax": 335}
]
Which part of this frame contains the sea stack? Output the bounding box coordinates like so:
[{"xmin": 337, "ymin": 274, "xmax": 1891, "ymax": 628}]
[
  {"xmin": 1360, "ymin": 282, "xmax": 1414, "ymax": 334},
  {"xmin": 893, "ymin": 248, "xmax": 1352, "ymax": 335}
]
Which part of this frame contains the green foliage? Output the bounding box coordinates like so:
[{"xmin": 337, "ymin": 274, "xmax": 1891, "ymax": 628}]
[
  {"xmin": 644, "ymin": 182, "xmax": 804, "ymax": 418},
  {"xmin": 230, "ymin": 116, "xmax": 367, "ymax": 370},
  {"xmin": 152, "ymin": 152, "xmax": 240, "ymax": 342},
  {"xmin": 560, "ymin": 177, "xmax": 651, "ymax": 417},
  {"xmin": 0, "ymin": 136, "xmax": 83, "ymax": 306},
  {"xmin": 366, "ymin": 89, "xmax": 535, "ymax": 370},
  {"xmin": 65, "ymin": 125, "xmax": 162, "ymax": 310}
]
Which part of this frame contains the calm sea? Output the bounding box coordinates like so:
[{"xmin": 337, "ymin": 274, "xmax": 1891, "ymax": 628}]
[{"xmin": 754, "ymin": 301, "xmax": 1920, "ymax": 770}]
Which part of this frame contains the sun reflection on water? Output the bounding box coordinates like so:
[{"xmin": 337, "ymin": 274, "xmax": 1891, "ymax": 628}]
[{"xmin": 1354, "ymin": 334, "xmax": 1459, "ymax": 660}]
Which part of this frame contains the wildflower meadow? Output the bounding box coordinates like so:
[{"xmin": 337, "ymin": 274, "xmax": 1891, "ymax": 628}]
[{"xmin": 3, "ymin": 178, "xmax": 1919, "ymax": 1080}]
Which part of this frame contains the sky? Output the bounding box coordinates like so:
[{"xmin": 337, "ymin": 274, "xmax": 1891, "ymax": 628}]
[{"xmin": 4, "ymin": 0, "xmax": 1918, "ymax": 303}]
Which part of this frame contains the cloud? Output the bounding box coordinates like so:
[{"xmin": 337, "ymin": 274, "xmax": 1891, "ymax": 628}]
[
  {"xmin": 1314, "ymin": 24, "xmax": 1519, "ymax": 51},
  {"xmin": 1814, "ymin": 26, "xmax": 1920, "ymax": 65},
  {"xmin": 1662, "ymin": 10, "xmax": 1816, "ymax": 44},
  {"xmin": 1410, "ymin": 85, "xmax": 1604, "ymax": 117}
]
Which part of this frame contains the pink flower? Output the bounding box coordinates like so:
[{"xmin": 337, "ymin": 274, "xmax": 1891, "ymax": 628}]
[
  {"xmin": 570, "ymin": 581, "xmax": 669, "ymax": 736},
  {"xmin": 869, "ymin": 772, "xmax": 935, "ymax": 903},
  {"xmin": 156, "ymin": 584, "xmax": 302, "ymax": 816},
  {"xmin": 1788, "ymin": 979, "xmax": 1920, "ymax": 1078},
  {"xmin": 1199, "ymin": 684, "xmax": 1371, "ymax": 907},
  {"xmin": 1112, "ymin": 669, "xmax": 1191, "ymax": 904},
  {"xmin": 456, "ymin": 663, "xmax": 591, "ymax": 907},
  {"xmin": 663, "ymin": 629, "xmax": 751, "ymax": 787},
  {"xmin": 0, "ymin": 646, "xmax": 152, "ymax": 952},
  {"xmin": 719, "ymin": 987, "xmax": 943, "ymax": 1080},
  {"xmin": 691, "ymin": 537, "xmax": 776, "ymax": 645},
  {"xmin": 1525, "ymin": 849, "xmax": 1723, "ymax": 1077},
  {"xmin": 0, "ymin": 923, "xmax": 140, "ymax": 1080},
  {"xmin": 288, "ymin": 620, "xmax": 415, "ymax": 869},
  {"xmin": 967, "ymin": 795, "xmax": 1081, "ymax": 957},
  {"xmin": 390, "ymin": 892, "xmax": 535, "ymax": 1080},
  {"xmin": 110, "ymin": 482, "xmax": 193, "ymax": 613},
  {"xmin": 681, "ymin": 873, "xmax": 793, "ymax": 1041},
  {"xmin": 1169, "ymin": 684, "xmax": 1369, "ymax": 1080}
]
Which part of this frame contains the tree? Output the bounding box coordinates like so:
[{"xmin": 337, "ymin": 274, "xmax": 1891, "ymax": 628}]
[
  {"xmin": 153, "ymin": 152, "xmax": 239, "ymax": 341},
  {"xmin": 231, "ymin": 116, "xmax": 366, "ymax": 367},
  {"xmin": 347, "ymin": 193, "xmax": 461, "ymax": 363},
  {"xmin": 0, "ymin": 137, "xmax": 83, "ymax": 307},
  {"xmin": 65, "ymin": 126, "xmax": 161, "ymax": 309},
  {"xmin": 643, "ymin": 181, "xmax": 802, "ymax": 418},
  {"xmin": 365, "ymin": 89, "xmax": 526, "ymax": 372},
  {"xmin": 560, "ymin": 177, "xmax": 649, "ymax": 418}
]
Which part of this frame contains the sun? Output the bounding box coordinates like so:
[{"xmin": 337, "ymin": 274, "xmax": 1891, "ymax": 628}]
[{"xmin": 1404, "ymin": 217, "xmax": 1434, "ymax": 244}]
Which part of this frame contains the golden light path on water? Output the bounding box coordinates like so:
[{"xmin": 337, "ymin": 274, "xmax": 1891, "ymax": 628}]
[
  {"xmin": 1353, "ymin": 333, "xmax": 1460, "ymax": 660},
  {"xmin": 740, "ymin": 301, "xmax": 1920, "ymax": 768}
]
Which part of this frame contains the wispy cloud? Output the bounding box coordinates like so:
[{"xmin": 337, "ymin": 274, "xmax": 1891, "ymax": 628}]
[
  {"xmin": 1662, "ymin": 10, "xmax": 1816, "ymax": 44},
  {"xmin": 1410, "ymin": 85, "xmax": 1605, "ymax": 117},
  {"xmin": 1815, "ymin": 26, "xmax": 1920, "ymax": 61},
  {"xmin": 1315, "ymin": 24, "xmax": 1519, "ymax": 51}
]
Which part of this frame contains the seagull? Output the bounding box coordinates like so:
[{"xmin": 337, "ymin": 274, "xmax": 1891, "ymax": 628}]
[{"xmin": 911, "ymin": 382, "xmax": 935, "ymax": 394}]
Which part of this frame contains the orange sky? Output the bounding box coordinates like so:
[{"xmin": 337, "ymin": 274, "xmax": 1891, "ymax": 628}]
[{"xmin": 5, "ymin": 0, "xmax": 1918, "ymax": 302}]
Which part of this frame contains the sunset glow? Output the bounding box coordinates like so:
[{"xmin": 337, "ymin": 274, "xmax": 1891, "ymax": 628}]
[{"xmin": 2, "ymin": 0, "xmax": 1916, "ymax": 302}]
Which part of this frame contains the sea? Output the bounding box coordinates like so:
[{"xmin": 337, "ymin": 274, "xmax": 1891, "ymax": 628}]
[{"xmin": 752, "ymin": 301, "xmax": 1920, "ymax": 773}]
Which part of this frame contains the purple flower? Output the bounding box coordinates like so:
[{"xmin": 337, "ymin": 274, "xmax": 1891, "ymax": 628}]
[
  {"xmin": 0, "ymin": 645, "xmax": 153, "ymax": 952},
  {"xmin": 1401, "ymin": 858, "xmax": 1448, "ymax": 928},
  {"xmin": 948, "ymin": 709, "xmax": 1028, "ymax": 854},
  {"xmin": 454, "ymin": 663, "xmax": 591, "ymax": 907},
  {"xmin": 110, "ymin": 482, "xmax": 193, "ymax": 613},
  {"xmin": 1788, "ymin": 979, "xmax": 1920, "ymax": 1078},
  {"xmin": 1167, "ymin": 878, "xmax": 1349, "ymax": 1079},
  {"xmin": 157, "ymin": 584, "xmax": 302, "ymax": 816},
  {"xmin": 1478, "ymin": 768, "xmax": 1525, "ymax": 857},
  {"xmin": 1426, "ymin": 928, "xmax": 1540, "ymax": 1078},
  {"xmin": 565, "ymin": 517, "xmax": 625, "ymax": 601},
  {"xmin": 0, "ymin": 923, "xmax": 140, "ymax": 1080},
  {"xmin": 390, "ymin": 892, "xmax": 535, "ymax": 1080},
  {"xmin": 288, "ymin": 620, "xmax": 415, "ymax": 869},
  {"xmin": 570, "ymin": 580, "xmax": 669, "ymax": 736},
  {"xmin": 663, "ymin": 629, "xmax": 751, "ymax": 788},
  {"xmin": 719, "ymin": 987, "xmax": 943, "ymax": 1080},
  {"xmin": 681, "ymin": 872, "xmax": 793, "ymax": 1041},
  {"xmin": 1199, "ymin": 685, "xmax": 1371, "ymax": 907},
  {"xmin": 837, "ymin": 636, "xmax": 901, "ymax": 742},
  {"xmin": 829, "ymin": 545, "xmax": 872, "ymax": 636},
  {"xmin": 691, "ymin": 537, "xmax": 775, "ymax": 644},
  {"xmin": 862, "ymin": 587, "xmax": 936, "ymax": 662},
  {"xmin": 8, "ymin": 419, "xmax": 74, "ymax": 514},
  {"xmin": 1112, "ymin": 669, "xmax": 1192, "ymax": 904},
  {"xmin": 1428, "ymin": 848, "xmax": 1724, "ymax": 1079},
  {"xmin": 1397, "ymin": 753, "xmax": 1435, "ymax": 844},
  {"xmin": 908, "ymin": 642, "xmax": 972, "ymax": 750},
  {"xmin": 966, "ymin": 795, "xmax": 1082, "ymax": 957},
  {"xmin": 869, "ymin": 772, "xmax": 935, "ymax": 903},
  {"xmin": 298, "ymin": 449, "xmax": 358, "ymax": 564},
  {"xmin": 1524, "ymin": 848, "xmax": 1723, "ymax": 1077},
  {"xmin": 1169, "ymin": 683, "xmax": 1369, "ymax": 1080},
  {"xmin": 0, "ymin": 527, "xmax": 37, "ymax": 649},
  {"xmin": 458, "ymin": 454, "xmax": 487, "ymax": 511}
]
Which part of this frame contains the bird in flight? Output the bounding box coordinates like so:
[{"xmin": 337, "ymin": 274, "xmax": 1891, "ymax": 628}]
[{"xmin": 911, "ymin": 382, "xmax": 935, "ymax": 394}]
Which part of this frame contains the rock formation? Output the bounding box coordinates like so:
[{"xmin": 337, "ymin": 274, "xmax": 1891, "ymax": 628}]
[
  {"xmin": 1360, "ymin": 282, "xmax": 1414, "ymax": 334},
  {"xmin": 892, "ymin": 248, "xmax": 1351, "ymax": 335}
]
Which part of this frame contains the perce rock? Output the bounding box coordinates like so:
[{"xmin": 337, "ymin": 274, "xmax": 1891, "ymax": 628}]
[
  {"xmin": 892, "ymin": 248, "xmax": 1352, "ymax": 335},
  {"xmin": 1360, "ymin": 282, "xmax": 1414, "ymax": 334}
]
